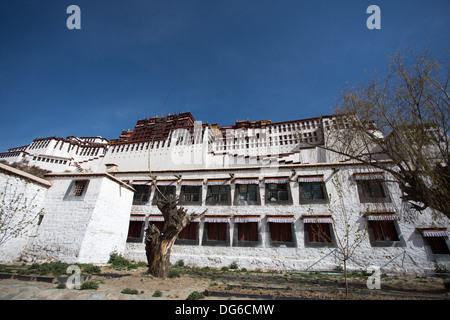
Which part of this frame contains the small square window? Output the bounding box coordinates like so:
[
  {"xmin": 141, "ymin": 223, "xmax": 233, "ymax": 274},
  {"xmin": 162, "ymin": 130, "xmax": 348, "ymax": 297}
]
[{"xmin": 72, "ymin": 180, "xmax": 88, "ymax": 197}]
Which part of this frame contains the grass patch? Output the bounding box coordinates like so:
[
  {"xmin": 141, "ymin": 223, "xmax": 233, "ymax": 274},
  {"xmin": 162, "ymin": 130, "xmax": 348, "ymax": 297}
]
[{"xmin": 121, "ymin": 288, "xmax": 140, "ymax": 295}]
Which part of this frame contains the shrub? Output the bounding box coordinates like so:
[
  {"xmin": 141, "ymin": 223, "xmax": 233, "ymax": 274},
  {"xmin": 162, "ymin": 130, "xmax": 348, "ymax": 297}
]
[
  {"xmin": 56, "ymin": 282, "xmax": 66, "ymax": 289},
  {"xmin": 80, "ymin": 281, "xmax": 98, "ymax": 290},
  {"xmin": 108, "ymin": 252, "xmax": 130, "ymax": 269},
  {"xmin": 229, "ymin": 261, "xmax": 238, "ymax": 269},
  {"xmin": 82, "ymin": 264, "xmax": 101, "ymax": 274},
  {"xmin": 122, "ymin": 288, "xmax": 139, "ymax": 295},
  {"xmin": 176, "ymin": 259, "xmax": 185, "ymax": 267},
  {"xmin": 169, "ymin": 269, "xmax": 180, "ymax": 278},
  {"xmin": 186, "ymin": 291, "xmax": 205, "ymax": 300},
  {"xmin": 152, "ymin": 290, "xmax": 163, "ymax": 297}
]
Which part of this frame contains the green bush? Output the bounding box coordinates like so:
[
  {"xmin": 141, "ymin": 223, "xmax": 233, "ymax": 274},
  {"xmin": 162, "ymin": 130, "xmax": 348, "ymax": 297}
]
[
  {"xmin": 152, "ymin": 290, "xmax": 163, "ymax": 297},
  {"xmin": 229, "ymin": 261, "xmax": 238, "ymax": 269},
  {"xmin": 108, "ymin": 252, "xmax": 130, "ymax": 269},
  {"xmin": 186, "ymin": 291, "xmax": 205, "ymax": 300},
  {"xmin": 169, "ymin": 269, "xmax": 180, "ymax": 278},
  {"xmin": 121, "ymin": 288, "xmax": 139, "ymax": 295},
  {"xmin": 56, "ymin": 282, "xmax": 66, "ymax": 289},
  {"xmin": 27, "ymin": 262, "xmax": 69, "ymax": 276},
  {"xmin": 82, "ymin": 264, "xmax": 101, "ymax": 274},
  {"xmin": 176, "ymin": 259, "xmax": 185, "ymax": 267},
  {"xmin": 80, "ymin": 281, "xmax": 98, "ymax": 290}
]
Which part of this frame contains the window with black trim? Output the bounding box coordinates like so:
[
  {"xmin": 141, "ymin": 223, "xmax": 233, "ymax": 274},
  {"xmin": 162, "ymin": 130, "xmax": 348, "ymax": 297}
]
[
  {"xmin": 177, "ymin": 222, "xmax": 199, "ymax": 244},
  {"xmin": 305, "ymin": 223, "xmax": 332, "ymax": 244},
  {"xmin": 269, "ymin": 223, "xmax": 293, "ymax": 243},
  {"xmin": 72, "ymin": 180, "xmax": 88, "ymax": 196},
  {"xmin": 266, "ymin": 183, "xmax": 290, "ymax": 203},
  {"xmin": 356, "ymin": 180, "xmax": 391, "ymax": 203},
  {"xmin": 205, "ymin": 222, "xmax": 227, "ymax": 241},
  {"xmin": 153, "ymin": 186, "xmax": 176, "ymax": 203},
  {"xmin": 206, "ymin": 185, "xmax": 230, "ymax": 205},
  {"xmin": 369, "ymin": 221, "xmax": 399, "ymax": 242},
  {"xmin": 180, "ymin": 186, "xmax": 201, "ymax": 204},
  {"xmin": 299, "ymin": 182, "xmax": 327, "ymax": 204},
  {"xmin": 132, "ymin": 185, "xmax": 150, "ymax": 205},
  {"xmin": 427, "ymin": 237, "xmax": 450, "ymax": 254},
  {"xmin": 234, "ymin": 184, "xmax": 260, "ymax": 205},
  {"xmin": 127, "ymin": 221, "xmax": 144, "ymax": 242}
]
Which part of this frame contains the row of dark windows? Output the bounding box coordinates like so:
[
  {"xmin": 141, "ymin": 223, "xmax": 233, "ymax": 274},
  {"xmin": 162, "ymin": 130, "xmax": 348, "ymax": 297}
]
[
  {"xmin": 132, "ymin": 179, "xmax": 390, "ymax": 206},
  {"xmin": 127, "ymin": 219, "xmax": 449, "ymax": 254}
]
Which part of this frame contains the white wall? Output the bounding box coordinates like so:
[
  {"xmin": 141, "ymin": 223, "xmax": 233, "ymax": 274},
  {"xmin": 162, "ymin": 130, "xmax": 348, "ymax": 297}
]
[
  {"xmin": 24, "ymin": 174, "xmax": 134, "ymax": 264},
  {"xmin": 123, "ymin": 166, "xmax": 450, "ymax": 274},
  {"xmin": 0, "ymin": 167, "xmax": 49, "ymax": 263}
]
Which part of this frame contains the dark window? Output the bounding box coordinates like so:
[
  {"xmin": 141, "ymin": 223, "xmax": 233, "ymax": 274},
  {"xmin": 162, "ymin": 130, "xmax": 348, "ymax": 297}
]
[
  {"xmin": 127, "ymin": 221, "xmax": 144, "ymax": 239},
  {"xmin": 299, "ymin": 182, "xmax": 327, "ymax": 203},
  {"xmin": 178, "ymin": 222, "xmax": 198, "ymax": 240},
  {"xmin": 266, "ymin": 183, "xmax": 288, "ymax": 202},
  {"xmin": 357, "ymin": 180, "xmax": 390, "ymax": 203},
  {"xmin": 358, "ymin": 180, "xmax": 385, "ymax": 198},
  {"xmin": 153, "ymin": 186, "xmax": 176, "ymax": 203},
  {"xmin": 237, "ymin": 222, "xmax": 258, "ymax": 242},
  {"xmin": 427, "ymin": 237, "xmax": 450, "ymax": 254},
  {"xmin": 132, "ymin": 185, "xmax": 150, "ymax": 204},
  {"xmin": 269, "ymin": 223, "xmax": 293, "ymax": 242},
  {"xmin": 206, "ymin": 223, "xmax": 227, "ymax": 241},
  {"xmin": 72, "ymin": 180, "xmax": 88, "ymax": 196},
  {"xmin": 306, "ymin": 223, "xmax": 332, "ymax": 243},
  {"xmin": 301, "ymin": 182, "xmax": 324, "ymax": 200},
  {"xmin": 369, "ymin": 221, "xmax": 399, "ymax": 241},
  {"xmin": 237, "ymin": 184, "xmax": 257, "ymax": 201},
  {"xmin": 181, "ymin": 186, "xmax": 201, "ymax": 203},
  {"xmin": 207, "ymin": 185, "xmax": 230, "ymax": 204},
  {"xmin": 151, "ymin": 221, "xmax": 165, "ymax": 232}
]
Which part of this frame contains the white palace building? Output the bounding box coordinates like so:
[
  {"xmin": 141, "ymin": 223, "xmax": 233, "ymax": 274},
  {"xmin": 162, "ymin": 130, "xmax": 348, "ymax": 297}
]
[{"xmin": 0, "ymin": 112, "xmax": 449, "ymax": 274}]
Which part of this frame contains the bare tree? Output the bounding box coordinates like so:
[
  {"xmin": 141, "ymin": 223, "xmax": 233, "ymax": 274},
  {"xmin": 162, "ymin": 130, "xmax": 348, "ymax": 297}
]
[
  {"xmin": 300, "ymin": 47, "xmax": 449, "ymax": 218},
  {"xmin": 306, "ymin": 173, "xmax": 367, "ymax": 296},
  {"xmin": 145, "ymin": 194, "xmax": 205, "ymax": 278},
  {"xmin": 0, "ymin": 179, "xmax": 43, "ymax": 247}
]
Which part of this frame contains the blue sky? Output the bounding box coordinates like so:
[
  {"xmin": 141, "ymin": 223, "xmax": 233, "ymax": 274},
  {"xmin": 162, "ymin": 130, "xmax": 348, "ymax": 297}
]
[{"xmin": 0, "ymin": 0, "xmax": 449, "ymax": 152}]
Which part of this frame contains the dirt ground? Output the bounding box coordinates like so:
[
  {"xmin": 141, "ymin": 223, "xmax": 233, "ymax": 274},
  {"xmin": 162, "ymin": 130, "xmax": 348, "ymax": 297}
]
[{"xmin": 87, "ymin": 266, "xmax": 449, "ymax": 300}]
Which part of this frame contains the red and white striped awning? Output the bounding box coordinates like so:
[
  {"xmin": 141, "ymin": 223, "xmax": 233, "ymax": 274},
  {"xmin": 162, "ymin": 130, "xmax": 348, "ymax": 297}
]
[
  {"xmin": 267, "ymin": 216, "xmax": 295, "ymax": 223},
  {"xmin": 422, "ymin": 229, "xmax": 450, "ymax": 237},
  {"xmin": 156, "ymin": 180, "xmax": 177, "ymax": 186},
  {"xmin": 366, "ymin": 213, "xmax": 398, "ymax": 221},
  {"xmin": 147, "ymin": 215, "xmax": 165, "ymax": 222},
  {"xmin": 204, "ymin": 216, "xmax": 230, "ymax": 223},
  {"xmin": 264, "ymin": 177, "xmax": 290, "ymax": 184},
  {"xmin": 181, "ymin": 180, "xmax": 203, "ymax": 186},
  {"xmin": 234, "ymin": 178, "xmax": 259, "ymax": 185},
  {"xmin": 130, "ymin": 215, "xmax": 146, "ymax": 221},
  {"xmin": 207, "ymin": 179, "xmax": 231, "ymax": 186},
  {"xmin": 354, "ymin": 173, "xmax": 385, "ymax": 180},
  {"xmin": 302, "ymin": 216, "xmax": 333, "ymax": 224},
  {"xmin": 298, "ymin": 175, "xmax": 324, "ymax": 183},
  {"xmin": 234, "ymin": 216, "xmax": 261, "ymax": 223}
]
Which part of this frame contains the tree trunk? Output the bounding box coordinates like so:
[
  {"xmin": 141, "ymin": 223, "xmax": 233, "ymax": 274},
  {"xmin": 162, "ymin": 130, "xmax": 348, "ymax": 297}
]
[
  {"xmin": 144, "ymin": 195, "xmax": 206, "ymax": 278},
  {"xmin": 343, "ymin": 259, "xmax": 348, "ymax": 297}
]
